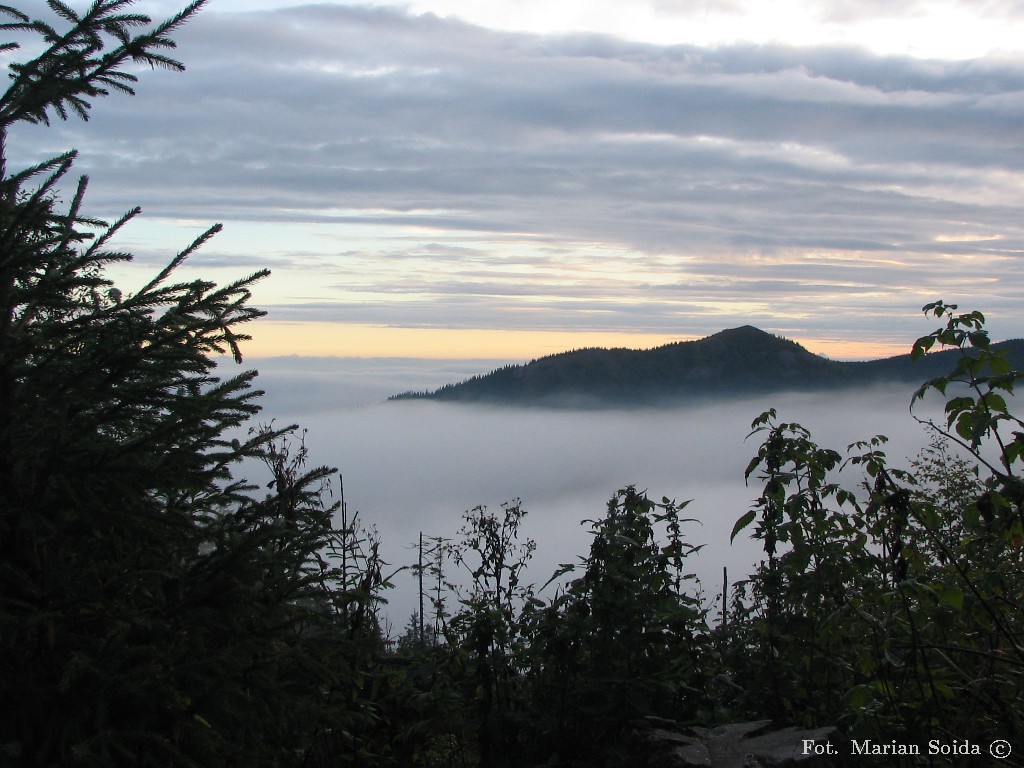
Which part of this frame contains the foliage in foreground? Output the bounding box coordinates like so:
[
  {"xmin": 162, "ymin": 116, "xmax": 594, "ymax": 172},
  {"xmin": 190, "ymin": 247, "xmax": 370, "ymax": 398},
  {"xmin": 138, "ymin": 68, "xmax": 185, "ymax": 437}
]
[
  {"xmin": 0, "ymin": 3, "xmax": 394, "ymax": 766},
  {"xmin": 3, "ymin": 3, "xmax": 1024, "ymax": 767}
]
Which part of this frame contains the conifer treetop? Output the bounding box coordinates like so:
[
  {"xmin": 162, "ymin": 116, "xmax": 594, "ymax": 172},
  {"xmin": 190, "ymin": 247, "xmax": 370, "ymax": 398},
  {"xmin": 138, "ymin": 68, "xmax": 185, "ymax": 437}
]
[{"xmin": 0, "ymin": 0, "xmax": 207, "ymax": 128}]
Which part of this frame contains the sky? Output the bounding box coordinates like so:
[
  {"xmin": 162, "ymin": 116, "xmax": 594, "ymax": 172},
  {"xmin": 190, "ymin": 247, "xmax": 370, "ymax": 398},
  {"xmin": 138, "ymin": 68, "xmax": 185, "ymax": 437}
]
[{"xmin": 7, "ymin": 0, "xmax": 1024, "ymax": 360}]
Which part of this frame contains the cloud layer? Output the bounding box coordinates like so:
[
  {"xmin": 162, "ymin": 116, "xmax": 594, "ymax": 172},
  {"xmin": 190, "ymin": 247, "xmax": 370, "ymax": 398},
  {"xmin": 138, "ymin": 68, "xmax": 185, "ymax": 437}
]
[
  {"xmin": 6, "ymin": 2, "xmax": 1024, "ymax": 349},
  {"xmin": 247, "ymin": 357, "xmax": 952, "ymax": 625}
]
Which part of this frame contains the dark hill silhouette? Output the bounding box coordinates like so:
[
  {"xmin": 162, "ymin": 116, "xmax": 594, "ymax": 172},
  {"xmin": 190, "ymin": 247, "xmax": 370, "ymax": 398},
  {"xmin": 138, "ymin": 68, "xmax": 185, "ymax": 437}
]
[{"xmin": 390, "ymin": 326, "xmax": 1024, "ymax": 407}]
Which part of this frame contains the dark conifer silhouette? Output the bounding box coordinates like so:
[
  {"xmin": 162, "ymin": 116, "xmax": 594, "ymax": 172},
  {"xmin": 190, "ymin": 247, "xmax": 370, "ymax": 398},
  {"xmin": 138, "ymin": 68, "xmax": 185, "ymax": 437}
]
[{"xmin": 0, "ymin": 4, "xmax": 391, "ymax": 765}]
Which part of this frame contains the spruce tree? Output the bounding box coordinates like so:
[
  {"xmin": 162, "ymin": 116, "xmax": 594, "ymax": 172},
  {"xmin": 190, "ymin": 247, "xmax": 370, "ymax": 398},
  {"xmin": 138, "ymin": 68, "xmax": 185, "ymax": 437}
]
[{"xmin": 0, "ymin": 4, "xmax": 386, "ymax": 766}]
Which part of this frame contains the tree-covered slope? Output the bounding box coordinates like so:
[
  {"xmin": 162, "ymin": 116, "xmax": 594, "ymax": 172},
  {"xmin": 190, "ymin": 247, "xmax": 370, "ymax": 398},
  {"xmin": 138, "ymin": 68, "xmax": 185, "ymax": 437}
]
[{"xmin": 392, "ymin": 325, "xmax": 1024, "ymax": 406}]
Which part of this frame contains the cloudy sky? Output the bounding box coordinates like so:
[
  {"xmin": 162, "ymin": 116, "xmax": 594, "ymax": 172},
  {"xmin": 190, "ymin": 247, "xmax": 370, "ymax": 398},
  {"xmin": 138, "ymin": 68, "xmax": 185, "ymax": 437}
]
[{"xmin": 8, "ymin": 0, "xmax": 1024, "ymax": 359}]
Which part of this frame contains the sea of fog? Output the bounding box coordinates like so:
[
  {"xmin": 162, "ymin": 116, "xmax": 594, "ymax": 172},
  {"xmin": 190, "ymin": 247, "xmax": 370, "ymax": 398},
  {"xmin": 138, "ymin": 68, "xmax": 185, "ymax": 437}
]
[{"xmin": 238, "ymin": 356, "xmax": 952, "ymax": 631}]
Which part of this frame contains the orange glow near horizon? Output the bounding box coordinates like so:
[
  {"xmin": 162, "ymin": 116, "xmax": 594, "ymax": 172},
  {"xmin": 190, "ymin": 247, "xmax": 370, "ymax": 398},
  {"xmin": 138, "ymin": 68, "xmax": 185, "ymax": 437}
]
[
  {"xmin": 244, "ymin": 321, "xmax": 910, "ymax": 362},
  {"xmin": 794, "ymin": 337, "xmax": 911, "ymax": 361},
  {"xmin": 246, "ymin": 322, "xmax": 693, "ymax": 359}
]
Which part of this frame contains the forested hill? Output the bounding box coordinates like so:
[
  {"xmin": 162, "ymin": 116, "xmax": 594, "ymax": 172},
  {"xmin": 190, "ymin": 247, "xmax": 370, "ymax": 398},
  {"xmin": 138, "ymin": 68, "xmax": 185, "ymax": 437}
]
[{"xmin": 391, "ymin": 325, "xmax": 1024, "ymax": 406}]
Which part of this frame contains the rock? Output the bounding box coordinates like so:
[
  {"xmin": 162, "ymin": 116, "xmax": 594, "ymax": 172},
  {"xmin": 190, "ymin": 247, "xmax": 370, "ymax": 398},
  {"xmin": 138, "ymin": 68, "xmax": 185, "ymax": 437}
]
[{"xmin": 634, "ymin": 718, "xmax": 840, "ymax": 768}]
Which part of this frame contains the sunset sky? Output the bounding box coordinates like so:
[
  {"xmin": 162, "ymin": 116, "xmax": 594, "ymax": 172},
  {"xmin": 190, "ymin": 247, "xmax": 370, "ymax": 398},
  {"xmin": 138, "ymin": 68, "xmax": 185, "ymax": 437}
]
[{"xmin": 8, "ymin": 0, "xmax": 1024, "ymax": 359}]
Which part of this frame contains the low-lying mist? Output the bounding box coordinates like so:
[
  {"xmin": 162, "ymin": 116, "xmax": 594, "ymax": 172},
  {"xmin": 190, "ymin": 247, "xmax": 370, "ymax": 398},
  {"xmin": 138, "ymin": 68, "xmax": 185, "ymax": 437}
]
[{"xmin": 247, "ymin": 356, "xmax": 951, "ymax": 630}]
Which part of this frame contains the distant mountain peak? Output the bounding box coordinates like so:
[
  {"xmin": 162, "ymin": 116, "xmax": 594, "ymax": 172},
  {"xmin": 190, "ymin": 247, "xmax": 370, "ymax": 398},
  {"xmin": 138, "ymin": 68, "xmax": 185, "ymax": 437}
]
[
  {"xmin": 718, "ymin": 324, "xmax": 766, "ymax": 335},
  {"xmin": 388, "ymin": 328, "xmax": 1024, "ymax": 408},
  {"xmin": 706, "ymin": 325, "xmax": 799, "ymax": 344}
]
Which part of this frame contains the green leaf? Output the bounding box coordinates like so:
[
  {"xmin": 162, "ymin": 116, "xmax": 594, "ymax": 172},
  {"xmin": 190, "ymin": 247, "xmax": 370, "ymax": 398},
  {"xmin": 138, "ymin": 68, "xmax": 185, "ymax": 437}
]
[
  {"xmin": 847, "ymin": 684, "xmax": 875, "ymax": 710},
  {"xmin": 936, "ymin": 585, "xmax": 964, "ymax": 611},
  {"xmin": 911, "ymin": 335, "xmax": 935, "ymax": 361},
  {"xmin": 989, "ymin": 354, "xmax": 1013, "ymax": 376},
  {"xmin": 731, "ymin": 510, "xmax": 756, "ymax": 543},
  {"xmin": 983, "ymin": 392, "xmax": 1008, "ymax": 414}
]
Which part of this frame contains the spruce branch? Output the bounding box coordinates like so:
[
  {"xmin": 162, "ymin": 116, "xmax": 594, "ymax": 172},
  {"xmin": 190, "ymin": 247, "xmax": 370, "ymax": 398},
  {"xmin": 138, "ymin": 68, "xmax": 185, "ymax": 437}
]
[{"xmin": 0, "ymin": 0, "xmax": 207, "ymax": 127}]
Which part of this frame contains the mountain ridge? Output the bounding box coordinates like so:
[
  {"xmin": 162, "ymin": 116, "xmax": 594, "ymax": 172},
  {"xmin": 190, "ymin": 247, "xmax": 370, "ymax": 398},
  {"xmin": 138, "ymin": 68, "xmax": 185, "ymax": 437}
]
[{"xmin": 390, "ymin": 326, "xmax": 1024, "ymax": 407}]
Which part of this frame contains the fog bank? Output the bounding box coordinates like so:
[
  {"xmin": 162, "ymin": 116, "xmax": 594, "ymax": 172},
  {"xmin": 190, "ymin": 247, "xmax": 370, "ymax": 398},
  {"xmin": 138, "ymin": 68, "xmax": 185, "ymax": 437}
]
[{"xmin": 243, "ymin": 357, "xmax": 950, "ymax": 629}]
